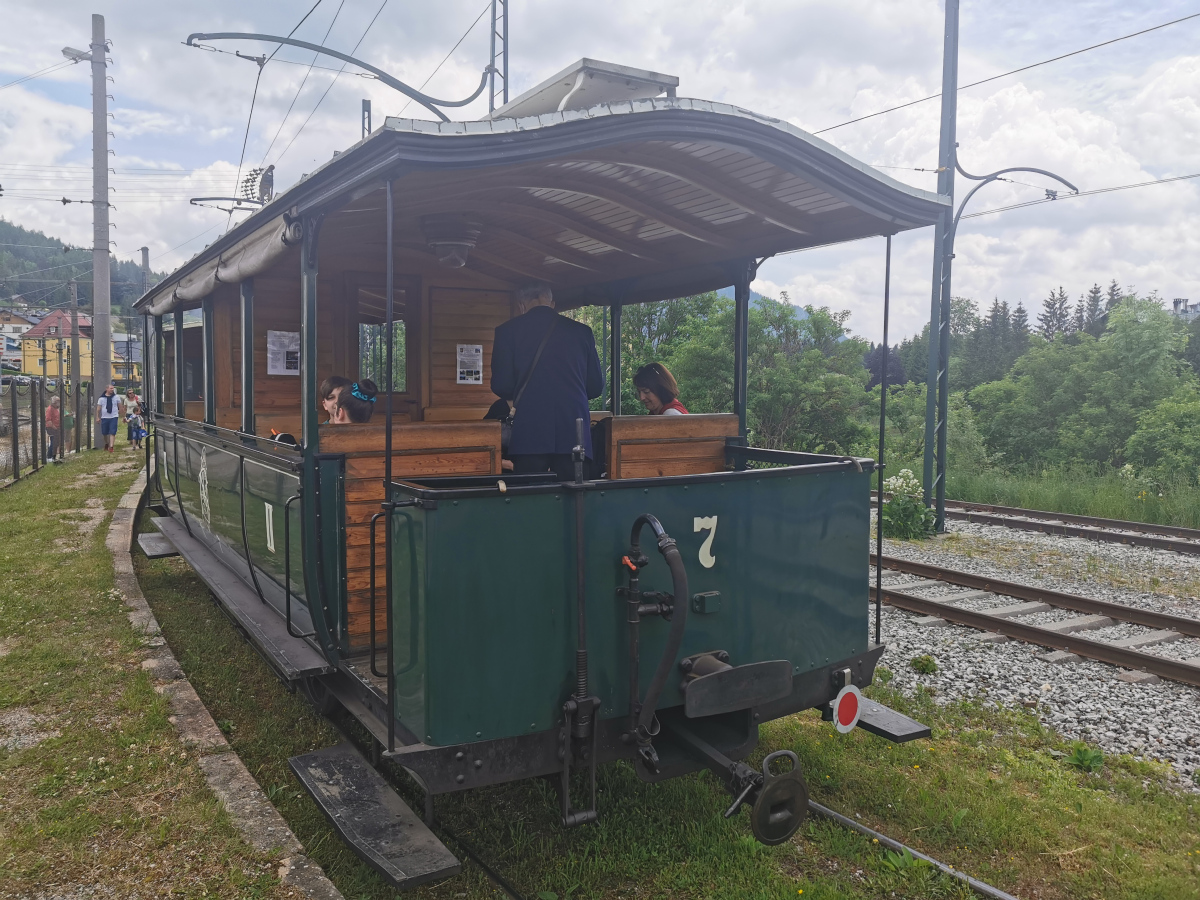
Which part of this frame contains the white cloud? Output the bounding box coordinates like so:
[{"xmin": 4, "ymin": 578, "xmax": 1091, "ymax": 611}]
[{"xmin": 0, "ymin": 0, "xmax": 1195, "ymax": 342}]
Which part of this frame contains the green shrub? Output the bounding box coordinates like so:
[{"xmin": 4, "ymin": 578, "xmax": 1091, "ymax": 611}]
[
  {"xmin": 880, "ymin": 469, "xmax": 936, "ymax": 539},
  {"xmin": 910, "ymin": 654, "xmax": 938, "ymax": 675}
]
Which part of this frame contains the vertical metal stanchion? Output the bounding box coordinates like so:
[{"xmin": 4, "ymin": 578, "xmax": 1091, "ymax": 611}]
[
  {"xmin": 9, "ymin": 378, "xmax": 19, "ymax": 481},
  {"xmin": 875, "ymin": 235, "xmax": 892, "ymax": 648},
  {"xmin": 58, "ymin": 378, "xmax": 65, "ymax": 461},
  {"xmin": 30, "ymin": 381, "xmax": 40, "ymax": 473}
]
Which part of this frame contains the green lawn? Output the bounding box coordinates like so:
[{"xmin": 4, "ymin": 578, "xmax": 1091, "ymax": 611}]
[
  {"xmin": 135, "ymin": 521, "xmax": 1200, "ymax": 900},
  {"xmin": 0, "ymin": 448, "xmax": 294, "ymax": 898}
]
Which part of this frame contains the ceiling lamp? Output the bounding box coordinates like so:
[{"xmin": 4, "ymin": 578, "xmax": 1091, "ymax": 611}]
[{"xmin": 422, "ymin": 214, "xmax": 481, "ymax": 268}]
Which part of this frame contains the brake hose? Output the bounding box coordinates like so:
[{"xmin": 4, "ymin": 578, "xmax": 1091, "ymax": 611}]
[{"xmin": 629, "ymin": 514, "xmax": 689, "ymax": 739}]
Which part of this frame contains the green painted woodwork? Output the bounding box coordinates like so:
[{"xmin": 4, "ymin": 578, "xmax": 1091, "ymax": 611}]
[{"xmin": 389, "ymin": 467, "xmax": 869, "ymax": 746}]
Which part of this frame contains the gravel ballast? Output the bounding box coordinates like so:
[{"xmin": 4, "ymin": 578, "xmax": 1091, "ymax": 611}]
[{"xmin": 873, "ymin": 521, "xmax": 1200, "ymax": 789}]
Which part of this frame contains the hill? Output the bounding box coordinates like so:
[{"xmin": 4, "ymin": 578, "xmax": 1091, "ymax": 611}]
[{"xmin": 0, "ymin": 219, "xmax": 165, "ymax": 327}]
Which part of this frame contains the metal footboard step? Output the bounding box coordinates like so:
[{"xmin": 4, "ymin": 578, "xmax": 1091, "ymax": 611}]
[{"xmin": 289, "ymin": 743, "xmax": 461, "ymax": 890}]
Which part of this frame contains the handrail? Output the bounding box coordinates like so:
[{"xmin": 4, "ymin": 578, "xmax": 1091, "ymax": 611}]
[
  {"xmin": 171, "ymin": 431, "xmax": 193, "ymax": 538},
  {"xmin": 237, "ymin": 456, "xmax": 269, "ymax": 605},
  {"xmin": 368, "ymin": 510, "xmax": 387, "ymax": 678},
  {"xmin": 150, "ymin": 412, "xmax": 301, "ymax": 471},
  {"xmin": 282, "ymin": 493, "xmax": 315, "ymax": 638}
]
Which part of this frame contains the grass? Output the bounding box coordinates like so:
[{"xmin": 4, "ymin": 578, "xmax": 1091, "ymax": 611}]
[
  {"xmin": 0, "ymin": 445, "xmax": 295, "ymax": 898},
  {"xmin": 135, "ymin": 520, "xmax": 1200, "ymax": 900},
  {"xmin": 945, "ymin": 467, "xmax": 1200, "ymax": 530}
]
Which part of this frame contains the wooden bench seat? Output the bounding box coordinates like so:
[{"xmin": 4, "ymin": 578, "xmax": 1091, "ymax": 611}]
[{"xmin": 598, "ymin": 413, "xmax": 738, "ymax": 479}]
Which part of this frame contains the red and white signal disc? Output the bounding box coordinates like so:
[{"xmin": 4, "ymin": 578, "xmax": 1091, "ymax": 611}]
[{"xmin": 832, "ymin": 684, "xmax": 862, "ymax": 733}]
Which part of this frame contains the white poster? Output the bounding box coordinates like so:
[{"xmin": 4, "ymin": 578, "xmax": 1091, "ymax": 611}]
[
  {"xmin": 267, "ymin": 330, "xmax": 300, "ymax": 376},
  {"xmin": 456, "ymin": 343, "xmax": 483, "ymax": 385}
]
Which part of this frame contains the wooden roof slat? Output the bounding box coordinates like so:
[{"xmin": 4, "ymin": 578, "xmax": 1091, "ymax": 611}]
[{"xmin": 573, "ymin": 148, "xmax": 813, "ymax": 236}]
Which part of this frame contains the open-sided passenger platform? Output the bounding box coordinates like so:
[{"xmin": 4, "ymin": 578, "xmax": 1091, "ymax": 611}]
[{"xmin": 290, "ymin": 743, "xmax": 461, "ymax": 890}]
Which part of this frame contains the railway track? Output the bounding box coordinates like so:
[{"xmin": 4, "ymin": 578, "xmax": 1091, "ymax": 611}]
[
  {"xmin": 870, "ymin": 555, "xmax": 1200, "ymax": 688},
  {"xmin": 871, "ymin": 492, "xmax": 1200, "ymax": 554},
  {"xmin": 943, "ymin": 499, "xmax": 1200, "ymax": 554}
]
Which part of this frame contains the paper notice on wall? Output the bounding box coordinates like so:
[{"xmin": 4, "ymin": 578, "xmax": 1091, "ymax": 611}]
[
  {"xmin": 267, "ymin": 330, "xmax": 300, "ymax": 376},
  {"xmin": 456, "ymin": 343, "xmax": 483, "ymax": 385}
]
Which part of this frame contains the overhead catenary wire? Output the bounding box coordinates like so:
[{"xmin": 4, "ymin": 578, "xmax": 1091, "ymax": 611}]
[
  {"xmin": 396, "ymin": 2, "xmax": 492, "ymax": 117},
  {"xmin": 813, "ymin": 11, "xmax": 1200, "ymax": 134},
  {"xmin": 961, "ymin": 171, "xmax": 1200, "ymax": 219},
  {"xmin": 272, "ymin": 0, "xmax": 390, "ymax": 166},
  {"xmin": 0, "ymin": 58, "xmax": 80, "ymax": 91},
  {"xmin": 260, "ymin": 0, "xmax": 348, "ymax": 165}
]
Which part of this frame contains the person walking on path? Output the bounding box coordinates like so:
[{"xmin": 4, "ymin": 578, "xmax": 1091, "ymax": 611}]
[
  {"xmin": 96, "ymin": 383, "xmax": 121, "ymax": 452},
  {"xmin": 45, "ymin": 396, "xmax": 62, "ymax": 462},
  {"xmin": 123, "ymin": 389, "xmax": 143, "ymax": 450}
]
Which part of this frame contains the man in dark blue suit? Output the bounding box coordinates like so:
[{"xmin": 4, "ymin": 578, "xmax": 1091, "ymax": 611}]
[{"xmin": 491, "ymin": 282, "xmax": 604, "ymax": 480}]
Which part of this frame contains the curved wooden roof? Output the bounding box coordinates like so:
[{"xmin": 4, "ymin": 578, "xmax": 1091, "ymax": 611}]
[{"xmin": 137, "ymin": 97, "xmax": 948, "ymax": 313}]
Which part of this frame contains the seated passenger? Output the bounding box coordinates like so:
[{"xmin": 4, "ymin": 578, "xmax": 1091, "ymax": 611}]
[
  {"xmin": 330, "ymin": 379, "xmax": 378, "ymax": 424},
  {"xmin": 634, "ymin": 363, "xmax": 688, "ymax": 415},
  {"xmin": 319, "ymin": 375, "xmax": 353, "ymax": 424}
]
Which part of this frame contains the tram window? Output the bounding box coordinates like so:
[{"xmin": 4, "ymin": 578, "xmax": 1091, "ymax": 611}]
[
  {"xmin": 354, "ymin": 282, "xmax": 408, "ymax": 393},
  {"xmin": 358, "ymin": 321, "xmax": 406, "ymax": 392}
]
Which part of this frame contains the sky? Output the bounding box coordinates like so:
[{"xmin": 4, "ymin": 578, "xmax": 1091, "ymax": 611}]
[{"xmin": 1, "ymin": 0, "xmax": 1197, "ymax": 341}]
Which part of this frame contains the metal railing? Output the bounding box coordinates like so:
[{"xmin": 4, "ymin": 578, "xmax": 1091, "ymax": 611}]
[{"xmin": 0, "ymin": 378, "xmax": 96, "ymax": 486}]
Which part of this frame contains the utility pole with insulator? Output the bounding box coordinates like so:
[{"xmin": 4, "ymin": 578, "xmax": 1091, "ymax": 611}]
[
  {"xmin": 488, "ymin": 0, "xmax": 509, "ymax": 113},
  {"xmin": 90, "ymin": 13, "xmax": 112, "ymax": 417}
]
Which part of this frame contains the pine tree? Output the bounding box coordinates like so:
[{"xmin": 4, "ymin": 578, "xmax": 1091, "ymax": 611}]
[
  {"xmin": 1084, "ymin": 283, "xmax": 1104, "ymax": 336},
  {"xmin": 1105, "ymin": 279, "xmax": 1123, "ymax": 311},
  {"xmin": 1038, "ymin": 287, "xmax": 1071, "ymax": 340},
  {"xmin": 1012, "ymin": 302, "xmax": 1030, "ymax": 335},
  {"xmin": 1073, "ymin": 296, "xmax": 1086, "ymax": 335}
]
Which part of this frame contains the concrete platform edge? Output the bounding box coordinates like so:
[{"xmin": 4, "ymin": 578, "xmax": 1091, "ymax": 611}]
[{"xmin": 108, "ymin": 464, "xmax": 343, "ymax": 900}]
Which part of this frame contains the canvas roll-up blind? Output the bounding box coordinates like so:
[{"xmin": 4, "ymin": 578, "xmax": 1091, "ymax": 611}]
[{"xmin": 142, "ymin": 216, "xmax": 302, "ymax": 316}]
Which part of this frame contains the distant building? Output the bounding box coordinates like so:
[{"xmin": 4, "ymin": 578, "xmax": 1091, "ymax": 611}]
[
  {"xmin": 0, "ymin": 309, "xmax": 39, "ymax": 368},
  {"xmin": 1171, "ymin": 298, "xmax": 1199, "ymax": 324},
  {"xmin": 20, "ymin": 310, "xmax": 94, "ymax": 378}
]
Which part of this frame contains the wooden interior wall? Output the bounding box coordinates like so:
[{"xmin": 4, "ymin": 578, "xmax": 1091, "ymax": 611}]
[
  {"xmin": 425, "ymin": 286, "xmax": 514, "ymax": 419},
  {"xmin": 213, "ymin": 284, "xmax": 240, "ymax": 430}
]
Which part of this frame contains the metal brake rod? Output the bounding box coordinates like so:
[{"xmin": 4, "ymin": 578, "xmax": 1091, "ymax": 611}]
[{"xmin": 186, "ymin": 32, "xmax": 493, "ymax": 123}]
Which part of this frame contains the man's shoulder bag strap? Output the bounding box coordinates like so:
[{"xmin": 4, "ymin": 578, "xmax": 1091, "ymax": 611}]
[{"xmin": 512, "ymin": 315, "xmax": 558, "ymax": 415}]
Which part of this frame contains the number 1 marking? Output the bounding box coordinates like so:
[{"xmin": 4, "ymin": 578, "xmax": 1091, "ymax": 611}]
[{"xmin": 694, "ymin": 516, "xmax": 718, "ymax": 568}]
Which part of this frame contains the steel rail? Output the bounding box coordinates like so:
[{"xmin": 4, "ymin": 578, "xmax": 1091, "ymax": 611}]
[
  {"xmin": 870, "ymin": 559, "xmax": 1200, "ymax": 688},
  {"xmin": 945, "ymin": 500, "xmax": 1200, "ymax": 540},
  {"xmin": 943, "ymin": 504, "xmax": 1200, "ymax": 554},
  {"xmin": 872, "ymin": 555, "xmax": 1200, "ymax": 638},
  {"xmin": 873, "ymin": 491, "xmax": 1200, "ymax": 554}
]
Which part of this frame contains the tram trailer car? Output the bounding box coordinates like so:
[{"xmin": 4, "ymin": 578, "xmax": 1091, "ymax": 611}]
[{"xmin": 136, "ymin": 59, "xmax": 944, "ymax": 889}]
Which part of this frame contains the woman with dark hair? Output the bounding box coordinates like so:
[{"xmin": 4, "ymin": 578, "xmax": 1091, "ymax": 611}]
[
  {"xmin": 332, "ymin": 379, "xmax": 378, "ymax": 424},
  {"xmin": 319, "ymin": 375, "xmax": 353, "ymax": 424},
  {"xmin": 633, "ymin": 363, "xmax": 688, "ymax": 415}
]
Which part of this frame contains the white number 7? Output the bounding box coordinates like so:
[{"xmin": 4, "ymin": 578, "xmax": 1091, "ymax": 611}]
[{"xmin": 694, "ymin": 516, "xmax": 718, "ymax": 569}]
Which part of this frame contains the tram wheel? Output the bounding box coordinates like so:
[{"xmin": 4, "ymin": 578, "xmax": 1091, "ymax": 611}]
[
  {"xmin": 750, "ymin": 750, "xmax": 809, "ymax": 846},
  {"xmin": 299, "ymin": 676, "xmax": 339, "ymax": 716}
]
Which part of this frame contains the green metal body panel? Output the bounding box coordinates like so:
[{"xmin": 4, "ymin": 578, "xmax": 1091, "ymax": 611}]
[
  {"xmin": 154, "ymin": 424, "xmax": 311, "ymax": 625},
  {"xmin": 389, "ymin": 466, "xmax": 870, "ymax": 746}
]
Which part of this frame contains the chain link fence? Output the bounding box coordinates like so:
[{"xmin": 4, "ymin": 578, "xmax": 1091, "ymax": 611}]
[{"xmin": 0, "ymin": 378, "xmax": 95, "ymax": 485}]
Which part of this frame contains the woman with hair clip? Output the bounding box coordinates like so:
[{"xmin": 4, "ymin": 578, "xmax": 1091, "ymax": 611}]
[
  {"xmin": 633, "ymin": 362, "xmax": 688, "ymax": 415},
  {"xmin": 330, "ymin": 379, "xmax": 378, "ymax": 424}
]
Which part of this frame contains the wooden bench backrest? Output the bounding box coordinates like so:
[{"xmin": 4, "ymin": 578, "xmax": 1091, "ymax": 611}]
[
  {"xmin": 603, "ymin": 413, "xmax": 738, "ymax": 480},
  {"xmin": 320, "ymin": 420, "xmax": 502, "ymax": 649}
]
